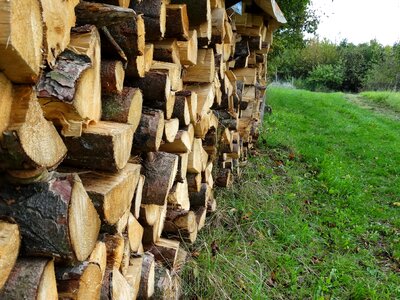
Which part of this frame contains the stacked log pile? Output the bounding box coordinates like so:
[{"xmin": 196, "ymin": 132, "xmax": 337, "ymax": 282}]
[{"xmin": 0, "ymin": 0, "xmax": 285, "ymax": 298}]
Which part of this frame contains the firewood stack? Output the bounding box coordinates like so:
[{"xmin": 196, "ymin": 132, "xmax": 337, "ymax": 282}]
[{"xmin": 0, "ymin": 0, "xmax": 285, "ymax": 298}]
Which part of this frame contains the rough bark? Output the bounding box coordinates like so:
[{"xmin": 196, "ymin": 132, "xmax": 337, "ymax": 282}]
[{"xmin": 101, "ymin": 60, "xmax": 125, "ymax": 94}]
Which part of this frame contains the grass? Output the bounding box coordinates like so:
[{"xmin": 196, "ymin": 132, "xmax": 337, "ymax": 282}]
[
  {"xmin": 360, "ymin": 91, "xmax": 400, "ymax": 112},
  {"xmin": 182, "ymin": 87, "xmax": 400, "ymax": 299}
]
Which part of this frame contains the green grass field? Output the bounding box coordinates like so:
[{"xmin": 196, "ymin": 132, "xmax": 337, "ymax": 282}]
[
  {"xmin": 182, "ymin": 88, "xmax": 400, "ymax": 299},
  {"xmin": 360, "ymin": 91, "xmax": 400, "ymax": 112}
]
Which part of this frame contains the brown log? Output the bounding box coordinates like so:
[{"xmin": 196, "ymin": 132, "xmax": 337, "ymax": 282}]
[
  {"xmin": 138, "ymin": 253, "xmax": 155, "ymax": 299},
  {"xmin": 0, "ymin": 74, "xmax": 13, "ymax": 136},
  {"xmin": 183, "ymin": 49, "xmax": 215, "ymax": 83},
  {"xmin": 0, "ymin": 173, "xmax": 100, "ymax": 262},
  {"xmin": 151, "ymin": 61, "xmax": 183, "ymax": 91},
  {"xmin": 91, "ymin": 0, "xmax": 131, "ymax": 8},
  {"xmin": 171, "ymin": 0, "xmax": 211, "ymax": 27},
  {"xmin": 76, "ymin": 2, "xmax": 136, "ymax": 28},
  {"xmin": 139, "ymin": 204, "xmax": 161, "ymax": 227},
  {"xmin": 0, "ymin": 86, "xmax": 67, "ymax": 172},
  {"xmin": 120, "ymin": 236, "xmax": 131, "ymax": 277},
  {"xmin": 77, "ymin": 163, "xmax": 141, "ymax": 227},
  {"xmin": 0, "ymin": 221, "xmax": 20, "ymax": 290},
  {"xmin": 167, "ymin": 180, "xmax": 190, "ymax": 210},
  {"xmin": 164, "ymin": 118, "xmax": 180, "ymax": 143},
  {"xmin": 89, "ymin": 241, "xmax": 107, "ymax": 279},
  {"xmin": 132, "ymin": 174, "xmax": 145, "ymax": 219},
  {"xmin": 194, "ymin": 206, "xmax": 207, "ymax": 230},
  {"xmin": 166, "ymin": 4, "xmax": 190, "ymax": 40},
  {"xmin": 153, "ymin": 39, "xmax": 181, "ymax": 65},
  {"xmin": 101, "ymin": 60, "xmax": 125, "ymax": 94},
  {"xmin": 102, "ymin": 233, "xmax": 125, "ymax": 270},
  {"xmin": 102, "ymin": 87, "xmax": 143, "ymax": 134},
  {"xmin": 172, "ymin": 95, "xmax": 191, "ymax": 126},
  {"xmin": 176, "ymin": 152, "xmax": 189, "ymax": 183},
  {"xmin": 101, "ymin": 267, "xmax": 134, "ymax": 300},
  {"xmin": 187, "ymin": 173, "xmax": 202, "ymax": 193},
  {"xmin": 0, "ymin": 258, "xmax": 57, "ymax": 300},
  {"xmin": 142, "ymin": 152, "xmax": 179, "ymax": 205},
  {"xmin": 159, "ymin": 128, "xmax": 192, "ymax": 153},
  {"xmin": 177, "ymin": 30, "xmax": 198, "ymax": 66},
  {"xmin": 189, "ymin": 183, "xmax": 212, "ymax": 208},
  {"xmin": 215, "ymin": 168, "xmax": 233, "ymax": 187},
  {"xmin": 132, "ymin": 107, "xmax": 165, "ymax": 153},
  {"xmin": 126, "ymin": 256, "xmax": 143, "ymax": 299},
  {"xmin": 63, "ymin": 121, "xmax": 134, "ymax": 172},
  {"xmin": 145, "ymin": 238, "xmax": 179, "ymax": 269},
  {"xmin": 0, "ymin": 0, "xmax": 43, "ymax": 83},
  {"xmin": 163, "ymin": 209, "xmax": 198, "ymax": 244},
  {"xmin": 127, "ymin": 213, "xmax": 144, "ymax": 253},
  {"xmin": 100, "ymin": 26, "xmax": 128, "ymax": 62},
  {"xmin": 57, "ymin": 261, "xmax": 102, "ymax": 300}
]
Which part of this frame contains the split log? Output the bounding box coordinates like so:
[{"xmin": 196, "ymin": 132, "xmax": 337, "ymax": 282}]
[
  {"xmin": 166, "ymin": 4, "xmax": 190, "ymax": 40},
  {"xmin": 120, "ymin": 236, "xmax": 131, "ymax": 276},
  {"xmin": 215, "ymin": 168, "xmax": 233, "ymax": 187},
  {"xmin": 0, "ymin": 258, "xmax": 57, "ymax": 300},
  {"xmin": 232, "ymin": 68, "xmax": 257, "ymax": 85},
  {"xmin": 202, "ymin": 161, "xmax": 214, "ymax": 187},
  {"xmin": 101, "ymin": 267, "xmax": 133, "ymax": 300},
  {"xmin": 127, "ymin": 213, "xmax": 144, "ymax": 253},
  {"xmin": 144, "ymin": 43, "xmax": 155, "ymax": 72},
  {"xmin": 151, "ymin": 61, "xmax": 183, "ymax": 91},
  {"xmin": 0, "ymin": 0, "xmax": 43, "ymax": 83},
  {"xmin": 132, "ymin": 175, "xmax": 145, "ymax": 219},
  {"xmin": 183, "ymin": 49, "xmax": 215, "ymax": 83},
  {"xmin": 0, "ymin": 174, "xmax": 100, "ymax": 262},
  {"xmin": 159, "ymin": 128, "xmax": 192, "ymax": 153},
  {"xmin": 93, "ymin": 0, "xmax": 131, "ymax": 8},
  {"xmin": 57, "ymin": 261, "xmax": 102, "ymax": 300},
  {"xmin": 194, "ymin": 206, "xmax": 207, "ymax": 230},
  {"xmin": 126, "ymin": 256, "xmax": 143, "ymax": 299},
  {"xmin": 76, "ymin": 2, "xmax": 136, "ymax": 28},
  {"xmin": 184, "ymin": 83, "xmax": 215, "ymax": 118},
  {"xmin": 188, "ymin": 139, "xmax": 203, "ymax": 174},
  {"xmin": 142, "ymin": 152, "xmax": 179, "ymax": 205},
  {"xmin": 38, "ymin": 26, "xmax": 102, "ymax": 136},
  {"xmin": 138, "ymin": 253, "xmax": 155, "ymax": 299},
  {"xmin": 167, "ymin": 180, "xmax": 190, "ymax": 210},
  {"xmin": 153, "ymin": 264, "xmax": 182, "ymax": 299},
  {"xmin": 139, "ymin": 204, "xmax": 161, "ymax": 227},
  {"xmin": 101, "ymin": 207, "xmax": 130, "ymax": 235},
  {"xmin": 63, "ymin": 121, "xmax": 134, "ymax": 172},
  {"xmin": 176, "ymin": 90, "xmax": 198, "ymax": 123},
  {"xmin": 171, "ymin": 0, "xmax": 211, "ymax": 27},
  {"xmin": 207, "ymin": 196, "xmax": 217, "ymax": 213},
  {"xmin": 89, "ymin": 241, "xmax": 107, "ymax": 279},
  {"xmin": 0, "ymin": 221, "xmax": 20, "ymax": 290},
  {"xmin": 101, "ymin": 87, "xmax": 143, "ymax": 134},
  {"xmin": 164, "ymin": 119, "xmax": 180, "ymax": 143},
  {"xmin": 102, "ymin": 234, "xmax": 125, "ymax": 270},
  {"xmin": 163, "ymin": 209, "xmax": 198, "ymax": 244},
  {"xmin": 211, "ymin": 8, "xmax": 226, "ymax": 44},
  {"xmin": 176, "ymin": 152, "xmax": 189, "ymax": 183},
  {"xmin": 78, "ymin": 163, "xmax": 141, "ymax": 226},
  {"xmin": 132, "ymin": 107, "xmax": 164, "ymax": 153},
  {"xmin": 189, "ymin": 183, "xmax": 212, "ymax": 207},
  {"xmin": 100, "ymin": 26, "xmax": 128, "ymax": 62},
  {"xmin": 172, "ymin": 95, "xmax": 191, "ymax": 126},
  {"xmin": 176, "ymin": 30, "xmax": 198, "ymax": 66},
  {"xmin": 153, "ymin": 40, "xmax": 181, "ymax": 65},
  {"xmin": 187, "ymin": 173, "xmax": 202, "ymax": 193},
  {"xmin": 0, "ymin": 74, "xmax": 13, "ymax": 136},
  {"xmin": 145, "ymin": 238, "xmax": 179, "ymax": 269},
  {"xmin": 101, "ymin": 60, "xmax": 125, "ymax": 94},
  {"xmin": 0, "ymin": 86, "xmax": 67, "ymax": 171}
]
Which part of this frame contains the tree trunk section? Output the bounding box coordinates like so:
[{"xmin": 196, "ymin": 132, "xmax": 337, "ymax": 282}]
[{"xmin": 0, "ymin": 221, "xmax": 20, "ymax": 290}]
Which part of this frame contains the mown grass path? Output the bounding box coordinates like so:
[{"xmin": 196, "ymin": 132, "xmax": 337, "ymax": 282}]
[{"xmin": 183, "ymin": 88, "xmax": 400, "ymax": 299}]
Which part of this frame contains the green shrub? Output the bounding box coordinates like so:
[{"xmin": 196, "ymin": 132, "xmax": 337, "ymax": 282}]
[{"xmin": 305, "ymin": 64, "xmax": 344, "ymax": 91}]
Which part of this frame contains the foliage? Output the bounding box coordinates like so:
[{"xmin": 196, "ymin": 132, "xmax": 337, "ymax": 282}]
[
  {"xmin": 360, "ymin": 91, "xmax": 400, "ymax": 112},
  {"xmin": 182, "ymin": 87, "xmax": 400, "ymax": 299},
  {"xmin": 305, "ymin": 64, "xmax": 344, "ymax": 91}
]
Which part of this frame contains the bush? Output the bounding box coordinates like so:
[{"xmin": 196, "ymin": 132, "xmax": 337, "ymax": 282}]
[{"xmin": 305, "ymin": 64, "xmax": 344, "ymax": 91}]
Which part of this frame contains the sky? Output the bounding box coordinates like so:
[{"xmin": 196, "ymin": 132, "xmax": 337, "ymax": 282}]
[{"xmin": 308, "ymin": 0, "xmax": 400, "ymax": 45}]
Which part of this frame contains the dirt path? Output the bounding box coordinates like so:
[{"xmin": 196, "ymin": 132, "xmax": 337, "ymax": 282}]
[{"xmin": 345, "ymin": 94, "xmax": 400, "ymax": 121}]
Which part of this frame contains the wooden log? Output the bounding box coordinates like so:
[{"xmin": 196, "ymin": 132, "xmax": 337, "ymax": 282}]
[
  {"xmin": 166, "ymin": 4, "xmax": 190, "ymax": 40},
  {"xmin": 0, "ymin": 173, "xmax": 100, "ymax": 262},
  {"xmin": 92, "ymin": 0, "xmax": 131, "ymax": 8},
  {"xmin": 145, "ymin": 238, "xmax": 179, "ymax": 269},
  {"xmin": 184, "ymin": 83, "xmax": 215, "ymax": 118},
  {"xmin": 176, "ymin": 90, "xmax": 198, "ymax": 123},
  {"xmin": 57, "ymin": 261, "xmax": 102, "ymax": 300},
  {"xmin": 77, "ymin": 163, "xmax": 141, "ymax": 226},
  {"xmin": 120, "ymin": 236, "xmax": 131, "ymax": 277},
  {"xmin": 167, "ymin": 180, "xmax": 190, "ymax": 210},
  {"xmin": 38, "ymin": 26, "xmax": 102, "ymax": 135},
  {"xmin": 102, "ymin": 87, "xmax": 143, "ymax": 134},
  {"xmin": 211, "ymin": 8, "xmax": 226, "ymax": 44},
  {"xmin": 0, "ymin": 258, "xmax": 57, "ymax": 300},
  {"xmin": 215, "ymin": 168, "xmax": 233, "ymax": 187},
  {"xmin": 126, "ymin": 256, "xmax": 143, "ymax": 299},
  {"xmin": 172, "ymin": 95, "xmax": 191, "ymax": 126},
  {"xmin": 194, "ymin": 206, "xmax": 207, "ymax": 230},
  {"xmin": 127, "ymin": 213, "xmax": 144, "ymax": 253},
  {"xmin": 101, "ymin": 60, "xmax": 125, "ymax": 94},
  {"xmin": 63, "ymin": 121, "xmax": 134, "ymax": 172},
  {"xmin": 0, "ymin": 86, "xmax": 67, "ymax": 171},
  {"xmin": 232, "ymin": 68, "xmax": 257, "ymax": 85},
  {"xmin": 101, "ymin": 267, "xmax": 133, "ymax": 300},
  {"xmin": 0, "ymin": 0, "xmax": 43, "ymax": 83},
  {"xmin": 189, "ymin": 183, "xmax": 212, "ymax": 208},
  {"xmin": 132, "ymin": 107, "xmax": 164, "ymax": 153},
  {"xmin": 153, "ymin": 40, "xmax": 182, "ymax": 67},
  {"xmin": 76, "ymin": 2, "xmax": 136, "ymax": 28},
  {"xmin": 187, "ymin": 173, "xmax": 202, "ymax": 193},
  {"xmin": 164, "ymin": 118, "xmax": 180, "ymax": 143},
  {"xmin": 138, "ymin": 253, "xmax": 155, "ymax": 299},
  {"xmin": 142, "ymin": 152, "xmax": 179, "ymax": 205},
  {"xmin": 176, "ymin": 152, "xmax": 189, "ymax": 183},
  {"xmin": 194, "ymin": 21, "xmax": 212, "ymax": 47},
  {"xmin": 0, "ymin": 74, "xmax": 13, "ymax": 136},
  {"xmin": 89, "ymin": 241, "xmax": 107, "ymax": 279},
  {"xmin": 102, "ymin": 233, "xmax": 125, "ymax": 270},
  {"xmin": 171, "ymin": 0, "xmax": 211, "ymax": 27},
  {"xmin": 0, "ymin": 221, "xmax": 20, "ymax": 290},
  {"xmin": 132, "ymin": 174, "xmax": 145, "ymax": 219},
  {"xmin": 202, "ymin": 161, "xmax": 214, "ymax": 187},
  {"xmin": 139, "ymin": 204, "xmax": 161, "ymax": 227},
  {"xmin": 101, "ymin": 205, "xmax": 130, "ymax": 235},
  {"xmin": 153, "ymin": 264, "xmax": 182, "ymax": 299},
  {"xmin": 183, "ymin": 49, "xmax": 215, "ymax": 83},
  {"xmin": 41, "ymin": 0, "xmax": 79, "ymax": 67},
  {"xmin": 151, "ymin": 61, "xmax": 182, "ymax": 91},
  {"xmin": 163, "ymin": 209, "xmax": 198, "ymax": 244},
  {"xmin": 177, "ymin": 30, "xmax": 198, "ymax": 66},
  {"xmin": 144, "ymin": 44, "xmax": 155, "ymax": 72},
  {"xmin": 188, "ymin": 139, "xmax": 203, "ymax": 174},
  {"xmin": 159, "ymin": 128, "xmax": 192, "ymax": 153}
]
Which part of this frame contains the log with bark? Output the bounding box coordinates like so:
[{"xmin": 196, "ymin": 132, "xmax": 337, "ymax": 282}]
[
  {"xmin": 132, "ymin": 174, "xmax": 145, "ymax": 219},
  {"xmin": 163, "ymin": 209, "xmax": 198, "ymax": 244},
  {"xmin": 0, "ymin": 258, "xmax": 58, "ymax": 300},
  {"xmin": 176, "ymin": 152, "xmax": 189, "ymax": 182},
  {"xmin": 102, "ymin": 233, "xmax": 125, "ymax": 270},
  {"xmin": 0, "ymin": 74, "xmax": 13, "ymax": 136},
  {"xmin": 189, "ymin": 183, "xmax": 212, "ymax": 208},
  {"xmin": 177, "ymin": 30, "xmax": 198, "ymax": 66},
  {"xmin": 0, "ymin": 173, "xmax": 100, "ymax": 262},
  {"xmin": 89, "ymin": 241, "xmax": 107, "ymax": 279},
  {"xmin": 172, "ymin": 95, "xmax": 191, "ymax": 126},
  {"xmin": 138, "ymin": 253, "xmax": 155, "ymax": 299},
  {"xmin": 101, "ymin": 267, "xmax": 134, "ymax": 300},
  {"xmin": 187, "ymin": 173, "xmax": 202, "ymax": 193},
  {"xmin": 145, "ymin": 238, "xmax": 180, "ymax": 269},
  {"xmin": 165, "ymin": 4, "xmax": 190, "ymax": 40},
  {"xmin": 0, "ymin": 221, "xmax": 20, "ymax": 290},
  {"xmin": 183, "ymin": 49, "xmax": 215, "ymax": 83},
  {"xmin": 153, "ymin": 39, "xmax": 182, "ymax": 65},
  {"xmin": 153, "ymin": 264, "xmax": 182, "ymax": 299},
  {"xmin": 125, "ymin": 256, "xmax": 142, "ymax": 299},
  {"xmin": 101, "ymin": 60, "xmax": 125, "ymax": 94},
  {"xmin": 159, "ymin": 128, "xmax": 192, "ymax": 153},
  {"xmin": 151, "ymin": 61, "xmax": 183, "ymax": 91},
  {"xmin": 63, "ymin": 121, "xmax": 134, "ymax": 172},
  {"xmin": 167, "ymin": 180, "xmax": 190, "ymax": 210}
]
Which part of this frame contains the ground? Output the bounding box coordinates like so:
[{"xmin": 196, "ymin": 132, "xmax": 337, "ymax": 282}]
[{"xmin": 182, "ymin": 88, "xmax": 400, "ymax": 299}]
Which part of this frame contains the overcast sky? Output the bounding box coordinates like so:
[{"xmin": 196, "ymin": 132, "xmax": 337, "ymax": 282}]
[{"xmin": 308, "ymin": 0, "xmax": 400, "ymax": 45}]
